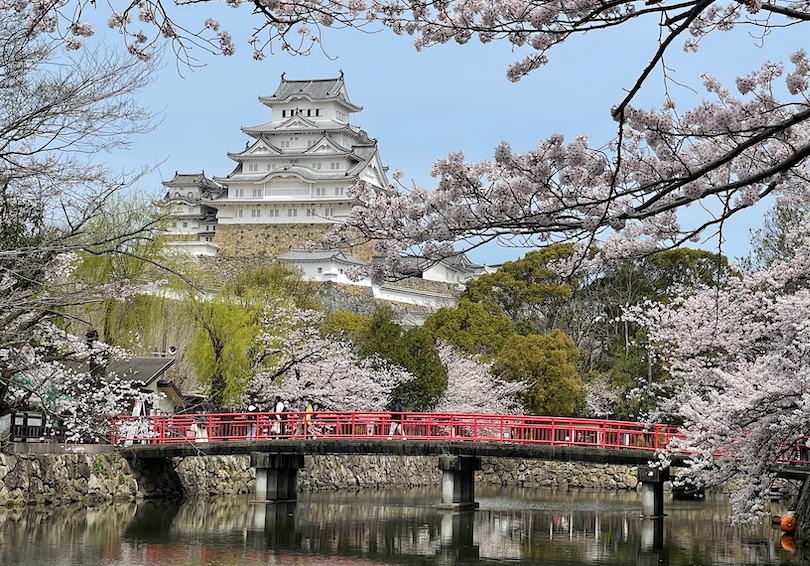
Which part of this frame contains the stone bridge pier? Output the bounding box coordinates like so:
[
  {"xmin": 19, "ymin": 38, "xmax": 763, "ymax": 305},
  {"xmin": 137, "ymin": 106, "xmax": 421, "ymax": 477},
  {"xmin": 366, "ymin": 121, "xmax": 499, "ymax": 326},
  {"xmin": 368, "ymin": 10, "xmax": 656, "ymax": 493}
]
[
  {"xmin": 250, "ymin": 451, "xmax": 484, "ymax": 509},
  {"xmin": 638, "ymin": 465, "xmax": 670, "ymax": 519},
  {"xmin": 251, "ymin": 452, "xmax": 305, "ymax": 503},
  {"xmin": 438, "ymin": 454, "xmax": 481, "ymax": 511}
]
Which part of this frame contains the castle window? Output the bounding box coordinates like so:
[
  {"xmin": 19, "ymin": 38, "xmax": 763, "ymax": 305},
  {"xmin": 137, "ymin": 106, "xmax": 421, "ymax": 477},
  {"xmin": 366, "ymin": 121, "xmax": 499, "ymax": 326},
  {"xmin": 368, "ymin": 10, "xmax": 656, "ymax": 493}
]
[
  {"xmin": 251, "ymin": 209, "xmax": 261, "ymax": 218},
  {"xmin": 317, "ymin": 267, "xmax": 323, "ymax": 273},
  {"xmin": 314, "ymin": 163, "xmax": 322, "ymax": 170},
  {"xmin": 316, "ymin": 109, "xmax": 321, "ymax": 117},
  {"xmin": 252, "ymin": 188, "xmax": 262, "ymax": 197},
  {"xmin": 334, "ymin": 187, "xmax": 344, "ymax": 196},
  {"xmin": 182, "ymin": 222, "xmax": 188, "ymax": 228}
]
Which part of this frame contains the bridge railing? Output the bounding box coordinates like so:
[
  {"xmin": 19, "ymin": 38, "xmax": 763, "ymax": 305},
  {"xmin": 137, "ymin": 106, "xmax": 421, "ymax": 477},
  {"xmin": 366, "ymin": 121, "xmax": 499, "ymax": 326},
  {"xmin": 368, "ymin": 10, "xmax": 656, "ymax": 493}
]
[{"xmin": 110, "ymin": 411, "xmax": 682, "ymax": 451}]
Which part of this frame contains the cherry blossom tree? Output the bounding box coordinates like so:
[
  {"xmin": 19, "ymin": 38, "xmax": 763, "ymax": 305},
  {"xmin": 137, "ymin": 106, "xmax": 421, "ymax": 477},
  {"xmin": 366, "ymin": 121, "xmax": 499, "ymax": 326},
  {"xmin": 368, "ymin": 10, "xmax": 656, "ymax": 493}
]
[
  {"xmin": 433, "ymin": 344, "xmax": 524, "ymax": 415},
  {"xmin": 625, "ymin": 218, "xmax": 810, "ymax": 523},
  {"xmin": 0, "ymin": 9, "xmax": 172, "ymax": 438},
  {"xmin": 250, "ymin": 305, "xmax": 415, "ymax": 411},
  {"xmin": 3, "ymin": 316, "xmax": 161, "ymax": 442}
]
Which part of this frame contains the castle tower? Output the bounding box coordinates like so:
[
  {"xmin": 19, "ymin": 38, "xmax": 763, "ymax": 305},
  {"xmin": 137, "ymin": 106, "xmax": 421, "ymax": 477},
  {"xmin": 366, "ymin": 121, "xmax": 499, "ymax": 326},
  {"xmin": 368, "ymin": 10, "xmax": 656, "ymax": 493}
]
[
  {"xmin": 159, "ymin": 172, "xmax": 225, "ymax": 256},
  {"xmin": 210, "ymin": 73, "xmax": 389, "ymax": 257}
]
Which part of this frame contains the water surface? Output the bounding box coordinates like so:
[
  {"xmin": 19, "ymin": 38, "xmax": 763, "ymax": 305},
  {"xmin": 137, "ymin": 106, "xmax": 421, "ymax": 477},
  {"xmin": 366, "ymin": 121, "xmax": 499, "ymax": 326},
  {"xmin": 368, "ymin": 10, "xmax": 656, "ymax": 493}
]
[{"xmin": 0, "ymin": 486, "xmax": 801, "ymax": 565}]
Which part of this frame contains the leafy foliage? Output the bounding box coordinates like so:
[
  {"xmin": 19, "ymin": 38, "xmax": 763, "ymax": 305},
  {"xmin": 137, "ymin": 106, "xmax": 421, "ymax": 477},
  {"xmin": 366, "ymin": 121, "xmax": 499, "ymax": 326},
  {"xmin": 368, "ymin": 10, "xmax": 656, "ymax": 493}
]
[
  {"xmin": 744, "ymin": 205, "xmax": 808, "ymax": 271},
  {"xmin": 355, "ymin": 307, "xmax": 448, "ymax": 411},
  {"xmin": 422, "ymin": 300, "xmax": 515, "ymax": 360},
  {"xmin": 186, "ymin": 264, "xmax": 314, "ymax": 410},
  {"xmin": 462, "ymin": 245, "xmax": 574, "ymax": 328},
  {"xmin": 493, "ymin": 330, "xmax": 582, "ymax": 416}
]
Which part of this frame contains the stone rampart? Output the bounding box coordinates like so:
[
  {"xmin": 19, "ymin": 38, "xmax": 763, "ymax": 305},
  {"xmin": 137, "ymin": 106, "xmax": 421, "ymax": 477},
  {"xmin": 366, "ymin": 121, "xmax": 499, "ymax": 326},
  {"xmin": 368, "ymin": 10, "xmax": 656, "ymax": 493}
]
[
  {"xmin": 0, "ymin": 452, "xmax": 641, "ymax": 506},
  {"xmin": 213, "ymin": 224, "xmax": 332, "ymax": 258}
]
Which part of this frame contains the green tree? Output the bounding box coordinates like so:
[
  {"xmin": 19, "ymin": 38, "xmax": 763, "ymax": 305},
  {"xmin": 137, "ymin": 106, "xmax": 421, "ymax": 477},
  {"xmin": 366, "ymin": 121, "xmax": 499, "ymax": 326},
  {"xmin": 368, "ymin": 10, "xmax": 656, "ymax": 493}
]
[
  {"xmin": 462, "ymin": 245, "xmax": 575, "ymax": 331},
  {"xmin": 423, "ymin": 300, "xmax": 515, "ymax": 360},
  {"xmin": 70, "ymin": 193, "xmax": 179, "ymax": 348},
  {"xmin": 493, "ymin": 330, "xmax": 582, "ymax": 416},
  {"xmin": 323, "ymin": 309, "xmax": 370, "ymax": 337},
  {"xmin": 188, "ymin": 297, "xmax": 257, "ymax": 410},
  {"xmin": 355, "ymin": 306, "xmax": 447, "ymax": 411}
]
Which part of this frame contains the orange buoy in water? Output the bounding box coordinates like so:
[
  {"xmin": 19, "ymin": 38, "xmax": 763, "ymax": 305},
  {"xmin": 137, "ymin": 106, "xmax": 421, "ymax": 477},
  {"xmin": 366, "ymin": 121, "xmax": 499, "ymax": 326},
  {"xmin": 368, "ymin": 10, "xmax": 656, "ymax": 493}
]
[
  {"xmin": 781, "ymin": 513, "xmax": 798, "ymax": 533},
  {"xmin": 781, "ymin": 534, "xmax": 797, "ymax": 552}
]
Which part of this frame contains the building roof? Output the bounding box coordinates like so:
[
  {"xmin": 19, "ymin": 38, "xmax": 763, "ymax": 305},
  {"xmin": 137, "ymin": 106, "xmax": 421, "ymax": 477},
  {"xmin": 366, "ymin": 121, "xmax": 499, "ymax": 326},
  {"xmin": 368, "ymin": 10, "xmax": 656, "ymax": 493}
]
[
  {"xmin": 259, "ymin": 73, "xmax": 362, "ymax": 113},
  {"xmin": 162, "ymin": 172, "xmax": 221, "ymax": 191},
  {"xmin": 105, "ymin": 357, "xmax": 176, "ymax": 387},
  {"xmin": 391, "ymin": 253, "xmax": 484, "ymax": 275},
  {"xmin": 276, "ymin": 248, "xmax": 367, "ymax": 266}
]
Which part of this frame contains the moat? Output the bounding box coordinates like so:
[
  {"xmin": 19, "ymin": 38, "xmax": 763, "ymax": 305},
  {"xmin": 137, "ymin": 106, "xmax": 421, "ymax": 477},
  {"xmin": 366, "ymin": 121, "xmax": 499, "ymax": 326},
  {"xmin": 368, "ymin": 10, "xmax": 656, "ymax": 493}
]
[{"xmin": 0, "ymin": 486, "xmax": 802, "ymax": 565}]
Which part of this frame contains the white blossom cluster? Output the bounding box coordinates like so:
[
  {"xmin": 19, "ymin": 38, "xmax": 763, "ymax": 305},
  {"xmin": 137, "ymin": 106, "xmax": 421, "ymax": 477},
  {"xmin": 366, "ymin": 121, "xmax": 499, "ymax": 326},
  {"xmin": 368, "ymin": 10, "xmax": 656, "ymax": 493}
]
[
  {"xmin": 248, "ymin": 305, "xmax": 527, "ymax": 414},
  {"xmin": 3, "ymin": 320, "xmax": 160, "ymax": 443},
  {"xmin": 625, "ymin": 212, "xmax": 810, "ymax": 524},
  {"xmin": 250, "ymin": 305, "xmax": 414, "ymax": 411},
  {"xmin": 329, "ymin": 54, "xmax": 810, "ymax": 275}
]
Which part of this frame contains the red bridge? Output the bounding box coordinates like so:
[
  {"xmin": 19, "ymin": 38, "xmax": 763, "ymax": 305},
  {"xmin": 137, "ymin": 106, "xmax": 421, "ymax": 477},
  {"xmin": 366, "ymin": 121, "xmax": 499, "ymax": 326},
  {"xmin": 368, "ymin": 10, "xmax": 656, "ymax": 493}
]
[
  {"xmin": 112, "ymin": 410, "xmax": 681, "ymax": 451},
  {"xmin": 111, "ymin": 410, "xmax": 810, "ymax": 518}
]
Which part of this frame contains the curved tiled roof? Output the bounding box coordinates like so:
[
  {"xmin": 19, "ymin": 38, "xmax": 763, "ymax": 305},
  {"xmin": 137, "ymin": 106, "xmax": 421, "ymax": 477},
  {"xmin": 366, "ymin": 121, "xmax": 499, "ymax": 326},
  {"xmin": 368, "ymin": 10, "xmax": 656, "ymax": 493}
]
[
  {"xmin": 242, "ymin": 122, "xmax": 373, "ymax": 145},
  {"xmin": 258, "ymin": 74, "xmax": 362, "ymax": 113}
]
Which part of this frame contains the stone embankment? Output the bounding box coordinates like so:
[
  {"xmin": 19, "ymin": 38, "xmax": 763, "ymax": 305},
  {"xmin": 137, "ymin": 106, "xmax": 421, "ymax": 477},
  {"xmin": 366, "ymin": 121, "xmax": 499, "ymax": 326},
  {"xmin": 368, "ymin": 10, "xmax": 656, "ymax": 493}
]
[{"xmin": 0, "ymin": 450, "xmax": 640, "ymax": 506}]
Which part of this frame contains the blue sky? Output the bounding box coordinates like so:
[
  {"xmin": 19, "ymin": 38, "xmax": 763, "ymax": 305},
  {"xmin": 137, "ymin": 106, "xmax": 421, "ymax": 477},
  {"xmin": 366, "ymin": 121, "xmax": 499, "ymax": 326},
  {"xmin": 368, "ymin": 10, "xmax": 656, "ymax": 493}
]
[{"xmin": 89, "ymin": 4, "xmax": 806, "ymax": 266}]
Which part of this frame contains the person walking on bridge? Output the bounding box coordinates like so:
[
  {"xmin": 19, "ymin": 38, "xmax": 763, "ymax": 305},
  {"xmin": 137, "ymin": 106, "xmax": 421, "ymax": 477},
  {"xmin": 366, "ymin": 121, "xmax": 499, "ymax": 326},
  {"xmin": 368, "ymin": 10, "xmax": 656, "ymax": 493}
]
[
  {"xmin": 246, "ymin": 400, "xmax": 258, "ymax": 440},
  {"xmin": 272, "ymin": 396, "xmax": 285, "ymax": 436},
  {"xmin": 304, "ymin": 399, "xmax": 314, "ymax": 439},
  {"xmin": 388, "ymin": 397, "xmax": 406, "ymax": 440}
]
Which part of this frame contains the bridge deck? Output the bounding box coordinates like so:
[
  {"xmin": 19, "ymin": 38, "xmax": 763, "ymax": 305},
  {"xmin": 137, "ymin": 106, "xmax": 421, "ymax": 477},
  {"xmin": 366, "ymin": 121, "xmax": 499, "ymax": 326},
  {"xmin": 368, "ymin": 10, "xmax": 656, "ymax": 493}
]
[
  {"xmin": 118, "ymin": 438, "xmax": 688, "ymax": 467},
  {"xmin": 111, "ymin": 410, "xmax": 810, "ymax": 469}
]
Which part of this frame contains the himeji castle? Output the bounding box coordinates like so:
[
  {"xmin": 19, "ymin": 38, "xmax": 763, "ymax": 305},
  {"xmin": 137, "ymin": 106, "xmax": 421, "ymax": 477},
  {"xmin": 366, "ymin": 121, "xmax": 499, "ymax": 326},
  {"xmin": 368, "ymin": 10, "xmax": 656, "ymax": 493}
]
[
  {"xmin": 160, "ymin": 72, "xmax": 389, "ymax": 258},
  {"xmin": 159, "ymin": 73, "xmax": 490, "ymax": 300}
]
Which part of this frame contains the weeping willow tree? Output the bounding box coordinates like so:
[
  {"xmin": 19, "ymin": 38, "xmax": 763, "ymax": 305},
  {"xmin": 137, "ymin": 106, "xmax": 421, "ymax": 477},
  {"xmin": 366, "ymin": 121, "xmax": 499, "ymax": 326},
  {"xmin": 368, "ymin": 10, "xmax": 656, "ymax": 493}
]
[
  {"xmin": 69, "ymin": 192, "xmax": 198, "ymax": 353},
  {"xmin": 186, "ymin": 263, "xmax": 318, "ymax": 410}
]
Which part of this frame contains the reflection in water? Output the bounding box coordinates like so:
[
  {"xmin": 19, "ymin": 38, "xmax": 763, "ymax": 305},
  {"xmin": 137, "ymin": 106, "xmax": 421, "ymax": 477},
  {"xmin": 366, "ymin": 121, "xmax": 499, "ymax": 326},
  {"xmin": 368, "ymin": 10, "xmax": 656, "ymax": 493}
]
[{"xmin": 0, "ymin": 486, "xmax": 803, "ymax": 565}]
